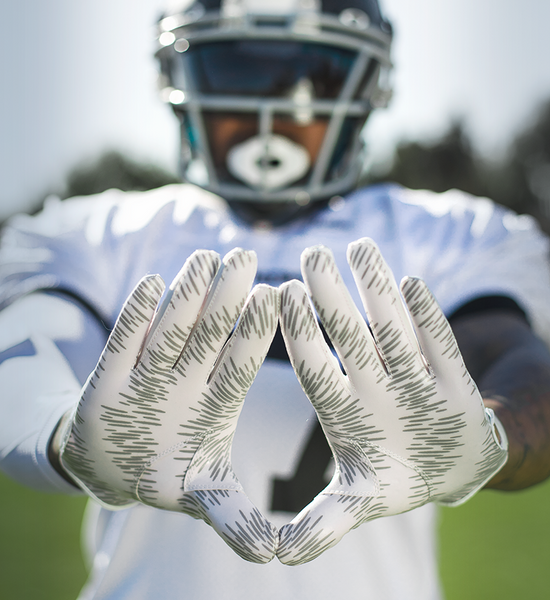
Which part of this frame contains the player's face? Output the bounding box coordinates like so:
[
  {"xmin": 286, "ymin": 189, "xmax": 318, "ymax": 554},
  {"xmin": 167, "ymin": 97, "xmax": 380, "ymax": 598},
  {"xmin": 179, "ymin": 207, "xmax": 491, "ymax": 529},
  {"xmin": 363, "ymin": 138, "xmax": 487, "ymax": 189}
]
[
  {"xmin": 172, "ymin": 39, "xmax": 360, "ymax": 191},
  {"xmin": 204, "ymin": 113, "xmax": 329, "ymax": 172}
]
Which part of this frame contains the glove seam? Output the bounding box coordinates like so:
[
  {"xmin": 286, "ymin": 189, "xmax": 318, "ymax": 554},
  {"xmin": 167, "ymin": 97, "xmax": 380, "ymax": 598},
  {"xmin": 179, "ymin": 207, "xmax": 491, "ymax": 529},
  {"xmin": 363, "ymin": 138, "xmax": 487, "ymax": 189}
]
[
  {"xmin": 184, "ymin": 430, "xmax": 244, "ymax": 493},
  {"xmin": 133, "ymin": 434, "xmax": 202, "ymax": 502},
  {"xmin": 354, "ymin": 438, "xmax": 434, "ymax": 500}
]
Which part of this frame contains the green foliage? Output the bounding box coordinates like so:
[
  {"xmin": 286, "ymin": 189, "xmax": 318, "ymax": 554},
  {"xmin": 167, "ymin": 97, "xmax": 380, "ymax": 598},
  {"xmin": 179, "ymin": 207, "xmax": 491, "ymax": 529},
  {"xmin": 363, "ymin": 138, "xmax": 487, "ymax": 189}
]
[
  {"xmin": 63, "ymin": 151, "xmax": 180, "ymax": 199},
  {"xmin": 376, "ymin": 121, "xmax": 491, "ymax": 199},
  {"xmin": 370, "ymin": 102, "xmax": 550, "ymax": 233},
  {"xmin": 439, "ymin": 479, "xmax": 550, "ymax": 600},
  {"xmin": 0, "ymin": 473, "xmax": 88, "ymax": 600},
  {"xmin": 496, "ymin": 99, "xmax": 550, "ymax": 222},
  {"xmin": 1, "ymin": 466, "xmax": 550, "ymax": 599}
]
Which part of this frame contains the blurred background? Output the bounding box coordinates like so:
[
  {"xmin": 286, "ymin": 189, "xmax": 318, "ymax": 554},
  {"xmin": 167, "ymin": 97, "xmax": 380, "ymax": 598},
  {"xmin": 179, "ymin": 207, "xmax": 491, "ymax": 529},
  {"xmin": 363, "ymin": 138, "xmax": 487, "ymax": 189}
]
[
  {"xmin": 1, "ymin": 0, "xmax": 550, "ymax": 598},
  {"xmin": 3, "ymin": 0, "xmax": 550, "ymax": 223}
]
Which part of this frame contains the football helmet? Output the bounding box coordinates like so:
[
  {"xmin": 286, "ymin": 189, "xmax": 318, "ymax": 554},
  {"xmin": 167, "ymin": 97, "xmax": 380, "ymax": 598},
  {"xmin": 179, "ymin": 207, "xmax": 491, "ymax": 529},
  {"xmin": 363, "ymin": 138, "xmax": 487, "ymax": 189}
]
[{"xmin": 156, "ymin": 0, "xmax": 392, "ymax": 206}]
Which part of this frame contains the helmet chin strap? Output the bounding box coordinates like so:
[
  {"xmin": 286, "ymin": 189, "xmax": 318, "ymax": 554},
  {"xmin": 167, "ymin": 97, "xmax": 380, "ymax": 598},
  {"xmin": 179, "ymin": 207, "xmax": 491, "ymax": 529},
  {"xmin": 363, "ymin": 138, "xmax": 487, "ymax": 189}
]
[{"xmin": 227, "ymin": 134, "xmax": 310, "ymax": 190}]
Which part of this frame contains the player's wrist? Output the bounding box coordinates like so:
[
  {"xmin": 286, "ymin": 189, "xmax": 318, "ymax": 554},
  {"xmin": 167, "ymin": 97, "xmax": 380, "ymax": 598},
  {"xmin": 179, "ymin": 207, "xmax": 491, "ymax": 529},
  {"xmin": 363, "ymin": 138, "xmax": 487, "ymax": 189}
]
[
  {"xmin": 483, "ymin": 391, "xmax": 550, "ymax": 491},
  {"xmin": 482, "ymin": 395, "xmax": 524, "ymax": 490}
]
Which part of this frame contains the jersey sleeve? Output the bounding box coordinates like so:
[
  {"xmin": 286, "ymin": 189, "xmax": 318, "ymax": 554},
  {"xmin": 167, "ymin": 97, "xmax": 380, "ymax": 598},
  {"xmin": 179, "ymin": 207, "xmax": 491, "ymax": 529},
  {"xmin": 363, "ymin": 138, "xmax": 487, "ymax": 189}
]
[
  {"xmin": 393, "ymin": 187, "xmax": 550, "ymax": 347},
  {"xmin": 0, "ymin": 184, "xmax": 222, "ymax": 493},
  {"xmin": 0, "ymin": 191, "xmax": 141, "ymax": 325},
  {"xmin": 0, "ymin": 194, "xmax": 119, "ymax": 492},
  {"xmin": 0, "ymin": 184, "xmax": 227, "ymax": 323},
  {"xmin": 0, "ymin": 292, "xmax": 108, "ymax": 493},
  {"xmin": 0, "ymin": 191, "xmax": 146, "ymax": 493}
]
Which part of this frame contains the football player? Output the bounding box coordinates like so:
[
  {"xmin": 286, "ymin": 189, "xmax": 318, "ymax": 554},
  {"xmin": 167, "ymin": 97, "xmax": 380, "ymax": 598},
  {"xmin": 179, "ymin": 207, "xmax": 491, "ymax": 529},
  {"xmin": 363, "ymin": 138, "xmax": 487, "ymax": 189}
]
[{"xmin": 2, "ymin": 1, "xmax": 550, "ymax": 598}]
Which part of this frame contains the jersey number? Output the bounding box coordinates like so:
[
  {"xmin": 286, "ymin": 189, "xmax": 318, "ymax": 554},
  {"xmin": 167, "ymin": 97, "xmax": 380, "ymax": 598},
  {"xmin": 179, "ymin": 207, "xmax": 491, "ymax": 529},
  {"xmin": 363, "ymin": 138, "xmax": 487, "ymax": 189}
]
[{"xmin": 270, "ymin": 421, "xmax": 333, "ymax": 513}]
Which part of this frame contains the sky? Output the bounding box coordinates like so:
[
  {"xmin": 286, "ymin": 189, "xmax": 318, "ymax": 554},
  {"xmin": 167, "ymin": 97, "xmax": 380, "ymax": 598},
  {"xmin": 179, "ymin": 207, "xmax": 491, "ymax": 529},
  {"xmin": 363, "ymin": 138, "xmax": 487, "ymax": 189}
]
[{"xmin": 2, "ymin": 0, "xmax": 550, "ymax": 220}]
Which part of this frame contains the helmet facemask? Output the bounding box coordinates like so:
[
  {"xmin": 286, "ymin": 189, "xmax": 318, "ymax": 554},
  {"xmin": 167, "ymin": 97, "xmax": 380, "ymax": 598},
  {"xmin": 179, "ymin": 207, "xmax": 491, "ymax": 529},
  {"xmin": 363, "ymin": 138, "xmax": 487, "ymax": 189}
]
[{"xmin": 157, "ymin": 0, "xmax": 392, "ymax": 207}]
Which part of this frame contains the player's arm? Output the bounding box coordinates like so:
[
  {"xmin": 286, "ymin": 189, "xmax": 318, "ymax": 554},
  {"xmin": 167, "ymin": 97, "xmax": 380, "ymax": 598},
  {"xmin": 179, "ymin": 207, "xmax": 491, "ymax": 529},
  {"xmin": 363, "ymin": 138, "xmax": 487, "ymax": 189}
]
[
  {"xmin": 0, "ymin": 291, "xmax": 107, "ymax": 493},
  {"xmin": 2, "ymin": 249, "xmax": 280, "ymax": 563},
  {"xmin": 450, "ymin": 308, "xmax": 550, "ymax": 490}
]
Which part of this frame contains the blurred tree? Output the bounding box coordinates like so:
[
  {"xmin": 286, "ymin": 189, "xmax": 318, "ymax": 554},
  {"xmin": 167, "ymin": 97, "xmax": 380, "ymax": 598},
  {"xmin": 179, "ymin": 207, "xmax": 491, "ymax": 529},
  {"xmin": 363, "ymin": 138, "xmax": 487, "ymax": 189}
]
[
  {"xmin": 370, "ymin": 107, "xmax": 550, "ymax": 233},
  {"xmin": 6, "ymin": 104, "xmax": 550, "ymax": 233},
  {"xmin": 492, "ymin": 99, "xmax": 550, "ymax": 228},
  {"xmin": 63, "ymin": 151, "xmax": 180, "ymax": 199},
  {"xmin": 374, "ymin": 120, "xmax": 491, "ymax": 199}
]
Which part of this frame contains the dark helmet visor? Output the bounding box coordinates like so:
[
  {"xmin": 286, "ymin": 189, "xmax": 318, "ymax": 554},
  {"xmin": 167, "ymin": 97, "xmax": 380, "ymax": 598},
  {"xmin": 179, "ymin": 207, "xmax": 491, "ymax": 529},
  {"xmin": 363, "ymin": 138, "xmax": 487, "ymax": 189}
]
[{"xmin": 182, "ymin": 40, "xmax": 357, "ymax": 99}]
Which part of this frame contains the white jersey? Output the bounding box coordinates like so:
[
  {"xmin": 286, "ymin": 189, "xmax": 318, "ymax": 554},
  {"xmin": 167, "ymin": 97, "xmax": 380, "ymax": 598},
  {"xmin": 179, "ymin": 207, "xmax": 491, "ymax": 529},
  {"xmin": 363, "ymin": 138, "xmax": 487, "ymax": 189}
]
[{"xmin": 1, "ymin": 182, "xmax": 550, "ymax": 600}]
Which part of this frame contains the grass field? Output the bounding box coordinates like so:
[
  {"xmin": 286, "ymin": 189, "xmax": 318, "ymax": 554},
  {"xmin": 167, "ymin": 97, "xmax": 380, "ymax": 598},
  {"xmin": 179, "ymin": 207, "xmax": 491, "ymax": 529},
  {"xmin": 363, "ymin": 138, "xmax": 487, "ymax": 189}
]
[
  {"xmin": 1, "ymin": 472, "xmax": 549, "ymax": 599},
  {"xmin": 439, "ymin": 479, "xmax": 550, "ymax": 599}
]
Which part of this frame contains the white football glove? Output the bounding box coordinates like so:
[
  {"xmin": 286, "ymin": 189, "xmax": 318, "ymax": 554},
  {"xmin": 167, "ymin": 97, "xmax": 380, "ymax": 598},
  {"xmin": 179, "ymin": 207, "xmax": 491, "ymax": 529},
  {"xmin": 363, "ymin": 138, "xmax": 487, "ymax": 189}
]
[
  {"xmin": 278, "ymin": 238, "xmax": 508, "ymax": 565},
  {"xmin": 59, "ymin": 248, "xmax": 279, "ymax": 563}
]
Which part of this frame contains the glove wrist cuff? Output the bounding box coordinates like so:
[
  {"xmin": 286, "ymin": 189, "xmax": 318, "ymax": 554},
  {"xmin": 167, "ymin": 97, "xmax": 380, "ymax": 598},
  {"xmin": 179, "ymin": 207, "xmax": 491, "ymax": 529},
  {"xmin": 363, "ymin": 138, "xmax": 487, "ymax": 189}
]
[
  {"xmin": 48, "ymin": 409, "xmax": 80, "ymax": 489},
  {"xmin": 437, "ymin": 409, "xmax": 509, "ymax": 507}
]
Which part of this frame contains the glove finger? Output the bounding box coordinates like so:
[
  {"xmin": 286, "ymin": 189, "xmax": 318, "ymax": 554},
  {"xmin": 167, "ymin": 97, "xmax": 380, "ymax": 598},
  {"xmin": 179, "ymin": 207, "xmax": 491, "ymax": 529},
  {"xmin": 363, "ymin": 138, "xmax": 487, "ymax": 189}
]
[
  {"xmin": 347, "ymin": 238, "xmax": 427, "ymax": 377},
  {"xmin": 181, "ymin": 429, "xmax": 278, "ymax": 563},
  {"xmin": 300, "ymin": 244, "xmax": 386, "ymax": 389},
  {"xmin": 277, "ymin": 432, "xmax": 382, "ymax": 565},
  {"xmin": 280, "ymin": 280, "xmax": 350, "ymax": 430},
  {"xmin": 400, "ymin": 276, "xmax": 509, "ymax": 504},
  {"xmin": 188, "ymin": 284, "xmax": 279, "ymax": 565},
  {"xmin": 206, "ymin": 284, "xmax": 279, "ymax": 425},
  {"xmin": 60, "ymin": 274, "xmax": 165, "ymax": 504},
  {"xmin": 277, "ymin": 486, "xmax": 375, "ymax": 566},
  {"xmin": 174, "ymin": 248, "xmax": 258, "ymax": 376},
  {"xmin": 100, "ymin": 274, "xmax": 165, "ymax": 376},
  {"xmin": 138, "ymin": 250, "xmax": 221, "ymax": 370},
  {"xmin": 183, "ymin": 489, "xmax": 279, "ymax": 564},
  {"xmin": 133, "ymin": 430, "xmax": 278, "ymax": 564},
  {"xmin": 125, "ymin": 285, "xmax": 276, "ymax": 490},
  {"xmin": 400, "ymin": 276, "xmax": 469, "ymax": 384}
]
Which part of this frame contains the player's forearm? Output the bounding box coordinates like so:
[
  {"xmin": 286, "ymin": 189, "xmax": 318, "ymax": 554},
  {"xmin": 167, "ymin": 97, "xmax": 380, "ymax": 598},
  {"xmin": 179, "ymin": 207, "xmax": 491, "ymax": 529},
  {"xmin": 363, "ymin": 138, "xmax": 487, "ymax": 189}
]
[
  {"xmin": 0, "ymin": 292, "xmax": 105, "ymax": 493},
  {"xmin": 483, "ymin": 395, "xmax": 550, "ymax": 490},
  {"xmin": 451, "ymin": 310, "xmax": 550, "ymax": 491},
  {"xmin": 481, "ymin": 350, "xmax": 550, "ymax": 490}
]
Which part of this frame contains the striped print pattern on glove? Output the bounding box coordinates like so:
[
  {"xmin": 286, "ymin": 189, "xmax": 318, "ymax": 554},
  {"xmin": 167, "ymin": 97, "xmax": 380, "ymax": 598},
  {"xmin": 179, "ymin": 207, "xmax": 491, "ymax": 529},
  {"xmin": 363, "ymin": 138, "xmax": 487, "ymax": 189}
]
[
  {"xmin": 277, "ymin": 238, "xmax": 508, "ymax": 565},
  {"xmin": 60, "ymin": 248, "xmax": 280, "ymax": 563}
]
